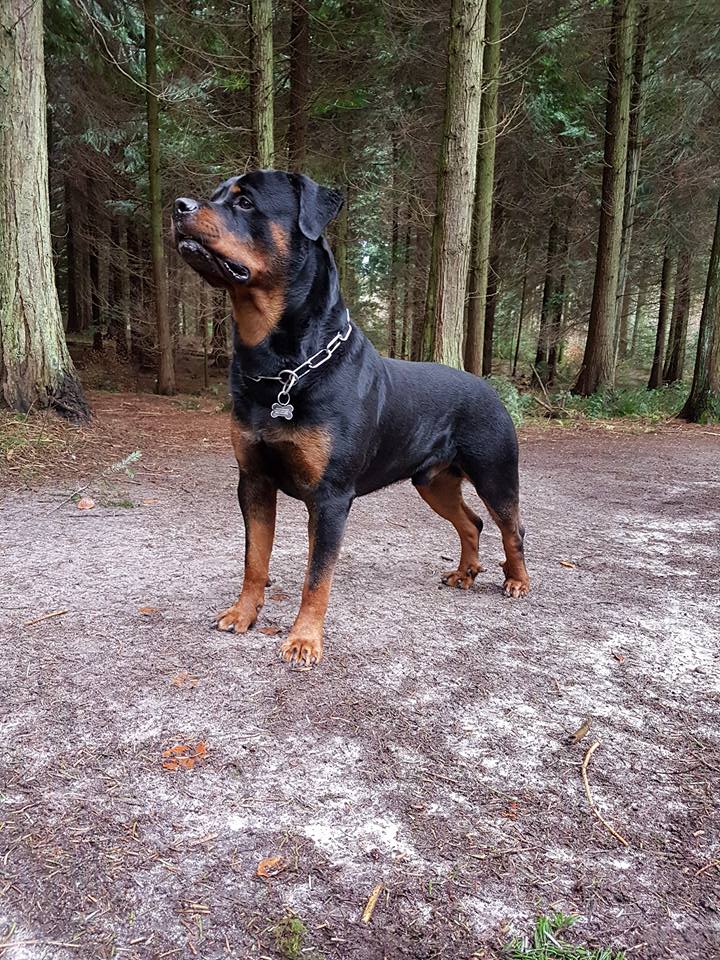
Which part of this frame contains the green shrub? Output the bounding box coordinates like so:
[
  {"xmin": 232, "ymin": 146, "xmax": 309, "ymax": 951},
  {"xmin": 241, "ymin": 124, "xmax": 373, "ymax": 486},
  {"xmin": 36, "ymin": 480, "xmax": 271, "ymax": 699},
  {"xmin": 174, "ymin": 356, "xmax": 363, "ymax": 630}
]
[
  {"xmin": 487, "ymin": 375, "xmax": 534, "ymax": 426},
  {"xmin": 555, "ymin": 382, "xmax": 688, "ymax": 421}
]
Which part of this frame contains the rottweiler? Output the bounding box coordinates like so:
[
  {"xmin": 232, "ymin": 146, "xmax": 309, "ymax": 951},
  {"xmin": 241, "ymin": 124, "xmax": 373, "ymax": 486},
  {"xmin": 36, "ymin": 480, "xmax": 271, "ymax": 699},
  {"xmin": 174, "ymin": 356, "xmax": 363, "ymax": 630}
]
[{"xmin": 172, "ymin": 170, "xmax": 530, "ymax": 666}]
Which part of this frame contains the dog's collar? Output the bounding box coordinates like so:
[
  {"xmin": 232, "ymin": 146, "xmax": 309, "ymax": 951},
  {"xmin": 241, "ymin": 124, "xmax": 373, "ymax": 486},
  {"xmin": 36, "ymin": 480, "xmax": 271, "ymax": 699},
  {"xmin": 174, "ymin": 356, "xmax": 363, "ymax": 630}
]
[{"xmin": 245, "ymin": 310, "xmax": 352, "ymax": 420}]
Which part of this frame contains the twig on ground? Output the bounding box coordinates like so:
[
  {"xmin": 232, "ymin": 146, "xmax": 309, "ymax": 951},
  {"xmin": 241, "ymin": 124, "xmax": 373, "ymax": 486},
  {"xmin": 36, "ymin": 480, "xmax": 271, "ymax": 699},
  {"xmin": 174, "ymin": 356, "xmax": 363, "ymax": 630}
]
[
  {"xmin": 361, "ymin": 883, "xmax": 384, "ymax": 923},
  {"xmin": 24, "ymin": 609, "xmax": 69, "ymax": 626},
  {"xmin": 580, "ymin": 740, "xmax": 630, "ymax": 847}
]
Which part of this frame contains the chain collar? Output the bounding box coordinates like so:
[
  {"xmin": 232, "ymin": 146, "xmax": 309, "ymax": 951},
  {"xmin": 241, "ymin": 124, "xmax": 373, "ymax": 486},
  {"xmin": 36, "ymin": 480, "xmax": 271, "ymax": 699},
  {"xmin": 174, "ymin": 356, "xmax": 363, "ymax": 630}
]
[{"xmin": 245, "ymin": 310, "xmax": 352, "ymax": 420}]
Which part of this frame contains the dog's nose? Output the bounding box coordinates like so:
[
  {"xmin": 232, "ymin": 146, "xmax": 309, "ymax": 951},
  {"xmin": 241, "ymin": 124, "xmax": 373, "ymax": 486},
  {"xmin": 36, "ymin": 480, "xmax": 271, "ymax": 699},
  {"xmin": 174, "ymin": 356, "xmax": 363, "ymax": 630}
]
[{"xmin": 174, "ymin": 197, "xmax": 198, "ymax": 215}]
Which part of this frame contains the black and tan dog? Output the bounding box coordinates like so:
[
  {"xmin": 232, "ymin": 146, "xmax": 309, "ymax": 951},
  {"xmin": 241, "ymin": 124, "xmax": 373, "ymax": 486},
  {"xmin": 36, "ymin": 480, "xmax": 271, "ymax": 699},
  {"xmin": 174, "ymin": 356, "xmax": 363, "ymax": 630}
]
[{"xmin": 172, "ymin": 170, "xmax": 530, "ymax": 666}]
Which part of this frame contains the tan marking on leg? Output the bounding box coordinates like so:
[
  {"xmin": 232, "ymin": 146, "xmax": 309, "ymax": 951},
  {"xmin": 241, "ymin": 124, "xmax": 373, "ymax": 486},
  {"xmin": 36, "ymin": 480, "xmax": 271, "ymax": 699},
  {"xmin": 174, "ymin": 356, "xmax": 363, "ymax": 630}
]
[
  {"xmin": 230, "ymin": 417, "xmax": 255, "ymax": 470},
  {"xmin": 216, "ymin": 504, "xmax": 276, "ymax": 633},
  {"xmin": 263, "ymin": 424, "xmax": 332, "ymax": 489},
  {"xmin": 417, "ymin": 470, "xmax": 484, "ymax": 588},
  {"xmin": 487, "ymin": 505, "xmax": 530, "ymax": 598},
  {"xmin": 281, "ymin": 568, "xmax": 333, "ymax": 666}
]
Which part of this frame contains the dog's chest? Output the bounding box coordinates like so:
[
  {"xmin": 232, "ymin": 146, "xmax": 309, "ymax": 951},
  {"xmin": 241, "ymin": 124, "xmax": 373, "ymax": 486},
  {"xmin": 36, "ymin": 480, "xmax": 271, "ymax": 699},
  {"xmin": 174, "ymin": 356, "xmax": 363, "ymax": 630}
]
[{"xmin": 232, "ymin": 419, "xmax": 332, "ymax": 492}]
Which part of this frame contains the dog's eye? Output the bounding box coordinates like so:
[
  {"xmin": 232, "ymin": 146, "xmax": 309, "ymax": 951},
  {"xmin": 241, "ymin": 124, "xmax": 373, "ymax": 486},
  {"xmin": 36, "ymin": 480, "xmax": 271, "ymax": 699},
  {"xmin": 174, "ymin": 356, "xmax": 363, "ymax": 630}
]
[{"xmin": 235, "ymin": 195, "xmax": 253, "ymax": 210}]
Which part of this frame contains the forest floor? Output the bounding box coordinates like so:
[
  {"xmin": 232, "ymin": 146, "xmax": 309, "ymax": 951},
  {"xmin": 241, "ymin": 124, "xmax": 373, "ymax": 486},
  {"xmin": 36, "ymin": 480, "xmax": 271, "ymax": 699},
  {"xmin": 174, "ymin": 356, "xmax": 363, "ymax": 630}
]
[{"xmin": 1, "ymin": 392, "xmax": 719, "ymax": 960}]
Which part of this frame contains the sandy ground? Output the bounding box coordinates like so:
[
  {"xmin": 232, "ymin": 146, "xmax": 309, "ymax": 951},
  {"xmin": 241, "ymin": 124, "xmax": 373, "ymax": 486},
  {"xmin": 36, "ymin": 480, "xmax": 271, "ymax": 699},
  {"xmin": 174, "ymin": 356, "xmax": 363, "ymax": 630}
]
[{"xmin": 1, "ymin": 394, "xmax": 719, "ymax": 959}]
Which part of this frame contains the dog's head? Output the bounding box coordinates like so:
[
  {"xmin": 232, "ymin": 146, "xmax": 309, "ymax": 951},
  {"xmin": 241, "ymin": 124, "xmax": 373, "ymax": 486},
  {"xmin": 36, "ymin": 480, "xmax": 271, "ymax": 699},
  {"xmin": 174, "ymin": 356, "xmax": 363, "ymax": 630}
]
[{"xmin": 172, "ymin": 170, "xmax": 343, "ymax": 291}]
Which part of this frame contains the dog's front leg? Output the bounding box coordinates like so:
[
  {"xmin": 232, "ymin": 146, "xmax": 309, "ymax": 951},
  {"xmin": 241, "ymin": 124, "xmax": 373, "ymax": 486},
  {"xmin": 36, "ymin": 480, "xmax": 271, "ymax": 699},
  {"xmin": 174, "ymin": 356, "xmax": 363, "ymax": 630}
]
[
  {"xmin": 280, "ymin": 490, "xmax": 352, "ymax": 666},
  {"xmin": 217, "ymin": 476, "xmax": 277, "ymax": 633}
]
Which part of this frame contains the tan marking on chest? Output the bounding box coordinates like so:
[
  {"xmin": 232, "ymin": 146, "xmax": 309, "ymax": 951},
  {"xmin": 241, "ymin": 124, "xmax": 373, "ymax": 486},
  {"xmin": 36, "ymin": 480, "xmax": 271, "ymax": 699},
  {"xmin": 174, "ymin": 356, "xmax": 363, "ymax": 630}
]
[
  {"xmin": 230, "ymin": 418, "xmax": 255, "ymax": 470},
  {"xmin": 229, "ymin": 286, "xmax": 285, "ymax": 347},
  {"xmin": 263, "ymin": 425, "xmax": 332, "ymax": 488}
]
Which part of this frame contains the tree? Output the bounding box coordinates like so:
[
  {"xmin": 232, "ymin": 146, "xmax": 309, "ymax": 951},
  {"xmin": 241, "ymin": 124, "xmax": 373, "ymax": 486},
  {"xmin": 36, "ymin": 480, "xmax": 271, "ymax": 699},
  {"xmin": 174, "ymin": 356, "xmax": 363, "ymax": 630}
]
[
  {"xmin": 423, "ymin": 0, "xmax": 486, "ymax": 369},
  {"xmin": 647, "ymin": 243, "xmax": 673, "ymax": 389},
  {"xmin": 0, "ymin": 0, "xmax": 88, "ymax": 419},
  {"xmin": 464, "ymin": 0, "xmax": 501, "ymax": 376},
  {"xmin": 680, "ymin": 194, "xmax": 720, "ymax": 422},
  {"xmin": 144, "ymin": 0, "xmax": 175, "ymax": 396},
  {"xmin": 663, "ymin": 248, "xmax": 691, "ymax": 384},
  {"xmin": 287, "ymin": 0, "xmax": 309, "ymax": 170},
  {"xmin": 573, "ymin": 0, "xmax": 638, "ymax": 396},
  {"xmin": 251, "ymin": 0, "xmax": 275, "ymax": 168}
]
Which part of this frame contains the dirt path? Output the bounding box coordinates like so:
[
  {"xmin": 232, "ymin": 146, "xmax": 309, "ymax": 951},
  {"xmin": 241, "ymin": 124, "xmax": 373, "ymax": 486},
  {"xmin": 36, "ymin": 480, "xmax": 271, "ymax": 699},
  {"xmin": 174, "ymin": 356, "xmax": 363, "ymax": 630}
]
[{"xmin": 1, "ymin": 395, "xmax": 719, "ymax": 959}]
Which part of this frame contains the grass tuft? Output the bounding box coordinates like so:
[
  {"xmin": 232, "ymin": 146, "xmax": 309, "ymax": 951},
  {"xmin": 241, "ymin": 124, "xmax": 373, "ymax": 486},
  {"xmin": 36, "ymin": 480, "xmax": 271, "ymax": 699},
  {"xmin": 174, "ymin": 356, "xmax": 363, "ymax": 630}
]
[
  {"xmin": 504, "ymin": 913, "xmax": 626, "ymax": 960},
  {"xmin": 272, "ymin": 913, "xmax": 308, "ymax": 960}
]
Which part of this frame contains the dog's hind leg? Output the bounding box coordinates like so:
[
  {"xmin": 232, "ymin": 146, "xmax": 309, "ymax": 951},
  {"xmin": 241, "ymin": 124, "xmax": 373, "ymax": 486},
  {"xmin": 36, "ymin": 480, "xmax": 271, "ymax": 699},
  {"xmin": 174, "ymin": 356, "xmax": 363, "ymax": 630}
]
[{"xmin": 414, "ymin": 468, "xmax": 485, "ymax": 589}]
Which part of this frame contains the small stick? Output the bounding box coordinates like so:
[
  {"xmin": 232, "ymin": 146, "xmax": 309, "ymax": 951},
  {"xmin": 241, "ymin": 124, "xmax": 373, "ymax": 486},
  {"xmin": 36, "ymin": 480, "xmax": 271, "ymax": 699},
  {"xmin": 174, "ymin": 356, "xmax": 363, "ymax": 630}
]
[
  {"xmin": 581, "ymin": 741, "xmax": 629, "ymax": 847},
  {"xmin": 361, "ymin": 883, "xmax": 383, "ymax": 924},
  {"xmin": 24, "ymin": 609, "xmax": 69, "ymax": 627}
]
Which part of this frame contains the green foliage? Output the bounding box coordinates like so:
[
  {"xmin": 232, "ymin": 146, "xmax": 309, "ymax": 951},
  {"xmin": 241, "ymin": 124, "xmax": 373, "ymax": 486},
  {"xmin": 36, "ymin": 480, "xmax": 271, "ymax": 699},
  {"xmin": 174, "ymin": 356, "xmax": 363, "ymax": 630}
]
[
  {"xmin": 273, "ymin": 914, "xmax": 310, "ymax": 960},
  {"xmin": 504, "ymin": 913, "xmax": 626, "ymax": 960},
  {"xmin": 487, "ymin": 376, "xmax": 534, "ymax": 426},
  {"xmin": 557, "ymin": 383, "xmax": 689, "ymax": 420}
]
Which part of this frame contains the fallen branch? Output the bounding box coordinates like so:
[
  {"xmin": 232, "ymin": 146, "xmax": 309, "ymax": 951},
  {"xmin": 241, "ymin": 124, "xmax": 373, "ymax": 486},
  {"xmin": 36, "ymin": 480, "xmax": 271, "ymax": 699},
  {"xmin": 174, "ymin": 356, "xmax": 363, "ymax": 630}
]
[
  {"xmin": 24, "ymin": 609, "xmax": 69, "ymax": 627},
  {"xmin": 580, "ymin": 741, "xmax": 629, "ymax": 847},
  {"xmin": 361, "ymin": 883, "xmax": 383, "ymax": 924}
]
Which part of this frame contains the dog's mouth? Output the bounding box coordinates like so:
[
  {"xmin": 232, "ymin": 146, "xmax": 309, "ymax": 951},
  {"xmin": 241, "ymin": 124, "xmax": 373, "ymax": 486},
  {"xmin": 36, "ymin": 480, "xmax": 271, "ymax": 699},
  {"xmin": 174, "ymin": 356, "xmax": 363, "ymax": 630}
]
[{"xmin": 176, "ymin": 236, "xmax": 251, "ymax": 287}]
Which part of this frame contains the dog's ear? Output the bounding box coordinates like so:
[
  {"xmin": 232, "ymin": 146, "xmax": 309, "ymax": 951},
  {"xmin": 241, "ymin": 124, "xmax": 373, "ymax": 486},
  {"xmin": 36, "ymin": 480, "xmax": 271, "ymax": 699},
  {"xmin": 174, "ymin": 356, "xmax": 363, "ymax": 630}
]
[{"xmin": 294, "ymin": 174, "xmax": 344, "ymax": 241}]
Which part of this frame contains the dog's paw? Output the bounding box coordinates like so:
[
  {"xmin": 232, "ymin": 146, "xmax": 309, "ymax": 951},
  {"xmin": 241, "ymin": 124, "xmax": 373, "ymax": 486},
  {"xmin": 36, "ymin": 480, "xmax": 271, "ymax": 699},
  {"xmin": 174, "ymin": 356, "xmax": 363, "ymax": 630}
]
[
  {"xmin": 215, "ymin": 600, "xmax": 260, "ymax": 633},
  {"xmin": 502, "ymin": 577, "xmax": 530, "ymax": 598},
  {"xmin": 441, "ymin": 563, "xmax": 485, "ymax": 589},
  {"xmin": 280, "ymin": 632, "xmax": 323, "ymax": 667}
]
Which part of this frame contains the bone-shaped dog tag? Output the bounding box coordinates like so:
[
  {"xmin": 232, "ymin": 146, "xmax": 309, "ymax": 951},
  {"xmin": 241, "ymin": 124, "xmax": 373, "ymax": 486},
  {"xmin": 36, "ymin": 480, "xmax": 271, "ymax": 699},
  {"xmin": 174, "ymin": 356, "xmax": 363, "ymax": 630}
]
[{"xmin": 270, "ymin": 402, "xmax": 294, "ymax": 420}]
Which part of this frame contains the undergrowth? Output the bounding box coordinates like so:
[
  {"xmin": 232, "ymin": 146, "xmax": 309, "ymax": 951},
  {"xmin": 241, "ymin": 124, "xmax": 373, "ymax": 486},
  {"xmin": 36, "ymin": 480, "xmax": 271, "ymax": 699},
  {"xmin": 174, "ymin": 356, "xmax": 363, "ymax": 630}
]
[
  {"xmin": 504, "ymin": 913, "xmax": 626, "ymax": 960},
  {"xmin": 556, "ymin": 382, "xmax": 689, "ymax": 421}
]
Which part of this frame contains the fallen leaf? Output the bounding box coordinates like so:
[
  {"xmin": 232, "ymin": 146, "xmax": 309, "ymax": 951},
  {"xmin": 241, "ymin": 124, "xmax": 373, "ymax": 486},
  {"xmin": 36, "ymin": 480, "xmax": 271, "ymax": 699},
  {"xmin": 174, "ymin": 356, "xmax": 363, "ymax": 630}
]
[
  {"xmin": 502, "ymin": 801, "xmax": 519, "ymax": 820},
  {"xmin": 269, "ymin": 592, "xmax": 289, "ymax": 602},
  {"xmin": 77, "ymin": 497, "xmax": 95, "ymax": 510},
  {"xmin": 259, "ymin": 625, "xmax": 282, "ymax": 636},
  {"xmin": 171, "ymin": 672, "xmax": 199, "ymax": 688},
  {"xmin": 612, "ymin": 651, "xmax": 626, "ymax": 663},
  {"xmin": 162, "ymin": 741, "xmax": 207, "ymax": 771},
  {"xmin": 559, "ymin": 559, "xmax": 576, "ymax": 569},
  {"xmin": 142, "ymin": 498, "xmax": 160, "ymax": 506},
  {"xmin": 570, "ymin": 719, "xmax": 592, "ymax": 743},
  {"xmin": 138, "ymin": 606, "xmax": 160, "ymax": 616},
  {"xmin": 256, "ymin": 855, "xmax": 286, "ymax": 879}
]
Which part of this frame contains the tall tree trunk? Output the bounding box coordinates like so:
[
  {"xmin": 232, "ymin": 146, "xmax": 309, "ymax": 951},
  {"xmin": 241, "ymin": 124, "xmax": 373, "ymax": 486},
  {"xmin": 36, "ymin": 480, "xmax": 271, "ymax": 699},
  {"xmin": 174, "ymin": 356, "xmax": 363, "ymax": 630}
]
[
  {"xmin": 117, "ymin": 215, "xmax": 132, "ymax": 358},
  {"xmin": 616, "ymin": 279, "xmax": 633, "ymax": 363},
  {"xmin": 535, "ymin": 214, "xmax": 559, "ymax": 377},
  {"xmin": 680, "ymin": 194, "xmax": 720, "ymax": 422},
  {"xmin": 648, "ymin": 243, "xmax": 673, "ymax": 389},
  {"xmin": 548, "ymin": 223, "xmax": 570, "ymax": 384},
  {"xmin": 614, "ymin": 0, "xmax": 649, "ymax": 346},
  {"xmin": 663, "ymin": 248, "xmax": 691, "ymax": 384},
  {"xmin": 573, "ymin": 0, "xmax": 637, "ymax": 396},
  {"xmin": 64, "ymin": 177, "xmax": 78, "ymax": 334},
  {"xmin": 251, "ymin": 0, "xmax": 275, "ymax": 167},
  {"xmin": 388, "ymin": 140, "xmax": 399, "ymax": 358},
  {"xmin": 144, "ymin": 0, "xmax": 175, "ymax": 395},
  {"xmin": 422, "ymin": 0, "xmax": 486, "ymax": 368},
  {"xmin": 66, "ymin": 178, "xmax": 92, "ymax": 334},
  {"xmin": 211, "ymin": 291, "xmax": 229, "ymax": 368},
  {"xmin": 464, "ymin": 0, "xmax": 501, "ymax": 375},
  {"xmin": 630, "ymin": 279, "xmax": 645, "ymax": 357},
  {"xmin": 0, "ymin": 0, "xmax": 88, "ymax": 419},
  {"xmin": 512, "ymin": 245, "xmax": 530, "ymax": 378},
  {"xmin": 481, "ymin": 204, "xmax": 503, "ymax": 376},
  {"xmin": 334, "ymin": 181, "xmax": 350, "ymax": 298},
  {"xmin": 287, "ymin": 0, "xmax": 309, "ymax": 170},
  {"xmin": 401, "ymin": 205, "xmax": 413, "ymax": 359}
]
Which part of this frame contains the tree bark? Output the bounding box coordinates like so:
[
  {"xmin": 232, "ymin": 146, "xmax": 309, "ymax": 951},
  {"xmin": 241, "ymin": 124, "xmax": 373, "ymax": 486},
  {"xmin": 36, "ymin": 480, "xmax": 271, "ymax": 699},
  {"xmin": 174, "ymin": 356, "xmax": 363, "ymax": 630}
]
[
  {"xmin": 573, "ymin": 0, "xmax": 637, "ymax": 395},
  {"xmin": 287, "ymin": 0, "xmax": 309, "ymax": 170},
  {"xmin": 535, "ymin": 214, "xmax": 559, "ymax": 377},
  {"xmin": 0, "ymin": 0, "xmax": 88, "ymax": 419},
  {"xmin": 630, "ymin": 279, "xmax": 645, "ymax": 357},
  {"xmin": 422, "ymin": 0, "xmax": 486, "ymax": 368},
  {"xmin": 64, "ymin": 177, "xmax": 78, "ymax": 334},
  {"xmin": 614, "ymin": 0, "xmax": 649, "ymax": 347},
  {"xmin": 388, "ymin": 141, "xmax": 400, "ymax": 358},
  {"xmin": 464, "ymin": 0, "xmax": 501, "ymax": 375},
  {"xmin": 144, "ymin": 0, "xmax": 175, "ymax": 395},
  {"xmin": 251, "ymin": 0, "xmax": 275, "ymax": 167},
  {"xmin": 647, "ymin": 243, "xmax": 673, "ymax": 389},
  {"xmin": 663, "ymin": 248, "xmax": 691, "ymax": 384},
  {"xmin": 401, "ymin": 204, "xmax": 413, "ymax": 360},
  {"xmin": 548, "ymin": 223, "xmax": 570, "ymax": 384},
  {"xmin": 481, "ymin": 204, "xmax": 503, "ymax": 376},
  {"xmin": 512, "ymin": 245, "xmax": 530, "ymax": 378},
  {"xmin": 680, "ymin": 194, "xmax": 720, "ymax": 422}
]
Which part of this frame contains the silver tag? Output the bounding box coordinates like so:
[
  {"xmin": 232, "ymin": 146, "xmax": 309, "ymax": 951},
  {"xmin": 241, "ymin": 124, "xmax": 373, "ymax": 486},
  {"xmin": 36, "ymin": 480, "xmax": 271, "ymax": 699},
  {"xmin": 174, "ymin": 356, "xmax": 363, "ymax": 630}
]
[{"xmin": 270, "ymin": 402, "xmax": 294, "ymax": 420}]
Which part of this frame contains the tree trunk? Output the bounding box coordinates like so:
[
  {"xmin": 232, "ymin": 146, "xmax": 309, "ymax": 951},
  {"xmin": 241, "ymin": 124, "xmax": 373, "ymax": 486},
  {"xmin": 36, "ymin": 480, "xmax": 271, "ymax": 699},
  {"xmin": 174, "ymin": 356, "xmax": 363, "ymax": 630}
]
[
  {"xmin": 117, "ymin": 216, "xmax": 132, "ymax": 358},
  {"xmin": 464, "ymin": 0, "xmax": 501, "ymax": 375},
  {"xmin": 481, "ymin": 205, "xmax": 503, "ymax": 376},
  {"xmin": 401, "ymin": 205, "xmax": 413, "ymax": 360},
  {"xmin": 64, "ymin": 177, "xmax": 78, "ymax": 333},
  {"xmin": 144, "ymin": 0, "xmax": 175, "ymax": 395},
  {"xmin": 422, "ymin": 0, "xmax": 486, "ymax": 368},
  {"xmin": 211, "ymin": 291, "xmax": 229, "ymax": 367},
  {"xmin": 630, "ymin": 279, "xmax": 645, "ymax": 357},
  {"xmin": 647, "ymin": 243, "xmax": 673, "ymax": 390},
  {"xmin": 388, "ymin": 141, "xmax": 400, "ymax": 358},
  {"xmin": 680, "ymin": 194, "xmax": 720, "ymax": 422},
  {"xmin": 616, "ymin": 279, "xmax": 633, "ymax": 362},
  {"xmin": 251, "ymin": 0, "xmax": 275, "ymax": 168},
  {"xmin": 512, "ymin": 245, "xmax": 530, "ymax": 378},
  {"xmin": 663, "ymin": 248, "xmax": 691, "ymax": 384},
  {"xmin": 535, "ymin": 214, "xmax": 559, "ymax": 377},
  {"xmin": 0, "ymin": 0, "xmax": 88, "ymax": 419},
  {"xmin": 548, "ymin": 223, "xmax": 570, "ymax": 384},
  {"xmin": 287, "ymin": 0, "xmax": 309, "ymax": 170},
  {"xmin": 573, "ymin": 0, "xmax": 637, "ymax": 395},
  {"xmin": 66, "ymin": 177, "xmax": 92, "ymax": 334},
  {"xmin": 614, "ymin": 0, "xmax": 649, "ymax": 345}
]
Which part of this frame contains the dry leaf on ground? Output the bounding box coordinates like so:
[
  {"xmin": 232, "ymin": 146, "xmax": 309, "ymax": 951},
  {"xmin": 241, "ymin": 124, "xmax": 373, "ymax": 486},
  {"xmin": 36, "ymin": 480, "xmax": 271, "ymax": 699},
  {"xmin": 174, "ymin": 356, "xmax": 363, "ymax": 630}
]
[
  {"xmin": 559, "ymin": 559, "xmax": 576, "ymax": 568},
  {"xmin": 269, "ymin": 592, "xmax": 289, "ymax": 602},
  {"xmin": 138, "ymin": 606, "xmax": 160, "ymax": 616},
  {"xmin": 171, "ymin": 672, "xmax": 199, "ymax": 688},
  {"xmin": 161, "ymin": 741, "xmax": 207, "ymax": 771},
  {"xmin": 256, "ymin": 856, "xmax": 286, "ymax": 879},
  {"xmin": 77, "ymin": 497, "xmax": 95, "ymax": 510},
  {"xmin": 258, "ymin": 625, "xmax": 282, "ymax": 636}
]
